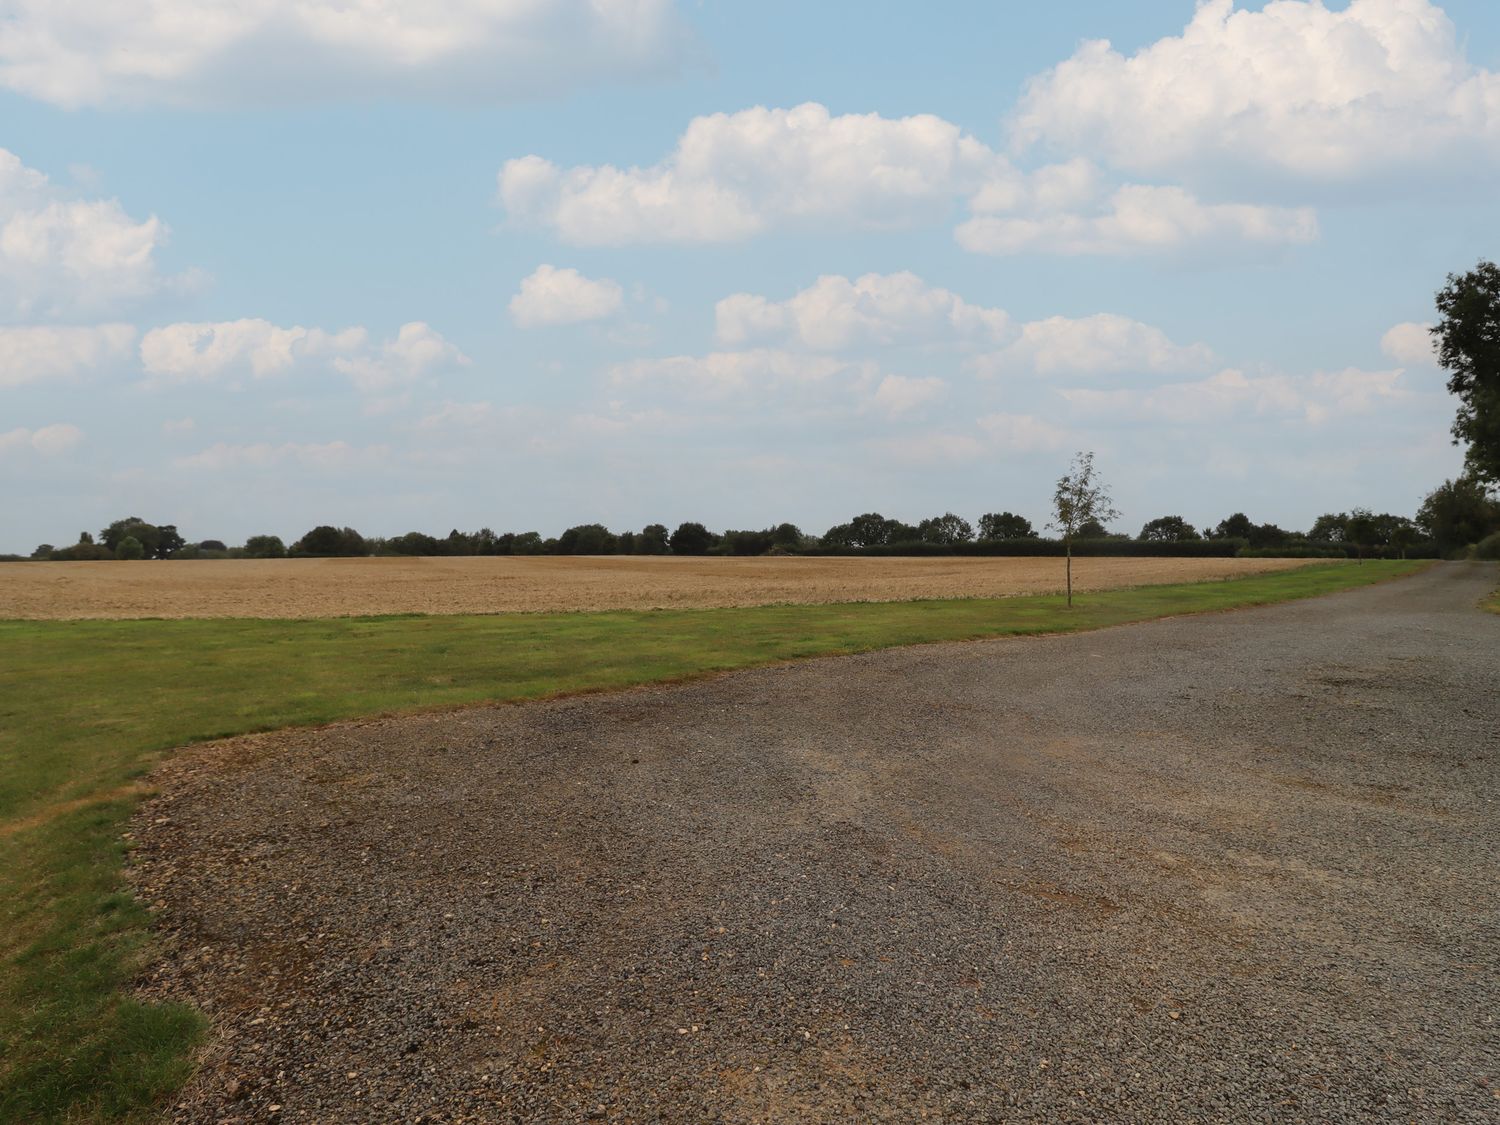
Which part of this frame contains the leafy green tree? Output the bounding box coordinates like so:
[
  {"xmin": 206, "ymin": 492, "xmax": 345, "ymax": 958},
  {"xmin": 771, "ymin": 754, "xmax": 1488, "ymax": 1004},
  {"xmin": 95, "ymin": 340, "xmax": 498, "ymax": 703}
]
[
  {"xmin": 1076, "ymin": 517, "xmax": 1109, "ymax": 538},
  {"xmin": 1308, "ymin": 513, "xmax": 1348, "ymax": 542},
  {"xmin": 557, "ymin": 524, "xmax": 618, "ymax": 555},
  {"xmin": 669, "ymin": 521, "xmax": 716, "ymax": 555},
  {"xmin": 1049, "ymin": 451, "xmax": 1119, "ymax": 607},
  {"xmin": 242, "ymin": 535, "xmax": 286, "ymax": 558},
  {"xmin": 1213, "ymin": 512, "xmax": 1255, "ymax": 540},
  {"xmin": 197, "ymin": 540, "xmax": 227, "ymax": 552},
  {"xmin": 771, "ymin": 522, "xmax": 805, "ymax": 550},
  {"xmin": 1345, "ymin": 509, "xmax": 1378, "ymax": 562},
  {"xmin": 293, "ymin": 525, "xmax": 367, "ymax": 557},
  {"xmin": 386, "ymin": 531, "xmax": 441, "ymax": 555},
  {"xmin": 918, "ymin": 512, "xmax": 974, "ymax": 545},
  {"xmin": 1433, "ymin": 261, "xmax": 1500, "ymax": 484},
  {"xmin": 100, "ymin": 517, "xmax": 184, "ymax": 559},
  {"xmin": 1416, "ymin": 477, "xmax": 1500, "ymax": 550},
  {"xmin": 31, "ymin": 544, "xmax": 54, "ymax": 560},
  {"xmin": 1138, "ymin": 515, "xmax": 1200, "ymax": 542},
  {"xmin": 115, "ymin": 536, "xmax": 145, "ymax": 560},
  {"xmin": 637, "ymin": 524, "xmax": 670, "ymax": 554},
  {"xmin": 977, "ymin": 512, "xmax": 1035, "ymax": 540}
]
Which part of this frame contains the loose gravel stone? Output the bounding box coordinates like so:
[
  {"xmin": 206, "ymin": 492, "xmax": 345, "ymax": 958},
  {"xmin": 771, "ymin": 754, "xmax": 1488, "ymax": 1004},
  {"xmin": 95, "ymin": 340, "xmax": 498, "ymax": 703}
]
[{"xmin": 130, "ymin": 562, "xmax": 1500, "ymax": 1123}]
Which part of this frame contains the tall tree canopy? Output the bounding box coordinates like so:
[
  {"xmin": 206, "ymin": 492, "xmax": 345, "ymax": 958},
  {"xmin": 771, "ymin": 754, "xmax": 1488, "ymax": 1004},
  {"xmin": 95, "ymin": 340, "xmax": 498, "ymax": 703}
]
[{"xmin": 1433, "ymin": 260, "xmax": 1500, "ymax": 485}]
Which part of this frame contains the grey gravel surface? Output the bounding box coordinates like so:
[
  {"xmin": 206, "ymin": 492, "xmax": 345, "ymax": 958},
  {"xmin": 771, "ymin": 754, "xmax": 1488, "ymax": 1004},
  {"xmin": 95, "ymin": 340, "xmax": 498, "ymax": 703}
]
[{"xmin": 130, "ymin": 563, "xmax": 1500, "ymax": 1123}]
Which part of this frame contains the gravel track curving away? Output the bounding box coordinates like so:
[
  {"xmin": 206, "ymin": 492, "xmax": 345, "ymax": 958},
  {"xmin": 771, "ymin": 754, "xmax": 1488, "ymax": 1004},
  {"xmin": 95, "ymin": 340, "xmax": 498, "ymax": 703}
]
[{"xmin": 130, "ymin": 563, "xmax": 1500, "ymax": 1123}]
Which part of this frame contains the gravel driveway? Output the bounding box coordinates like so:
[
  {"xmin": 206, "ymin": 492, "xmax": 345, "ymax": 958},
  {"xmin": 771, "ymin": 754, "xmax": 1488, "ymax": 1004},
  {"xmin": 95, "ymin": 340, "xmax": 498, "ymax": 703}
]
[{"xmin": 131, "ymin": 563, "xmax": 1500, "ymax": 1123}]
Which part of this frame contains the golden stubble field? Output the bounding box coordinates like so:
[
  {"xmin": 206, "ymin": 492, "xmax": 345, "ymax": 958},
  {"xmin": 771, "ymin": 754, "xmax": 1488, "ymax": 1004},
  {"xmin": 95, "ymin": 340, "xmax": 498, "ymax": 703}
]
[{"xmin": 0, "ymin": 555, "xmax": 1327, "ymax": 620}]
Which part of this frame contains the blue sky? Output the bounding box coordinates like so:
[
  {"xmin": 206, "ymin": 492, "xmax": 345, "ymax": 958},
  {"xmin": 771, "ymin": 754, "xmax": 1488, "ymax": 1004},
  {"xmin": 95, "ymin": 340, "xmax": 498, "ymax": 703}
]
[{"xmin": 2, "ymin": 0, "xmax": 1497, "ymax": 552}]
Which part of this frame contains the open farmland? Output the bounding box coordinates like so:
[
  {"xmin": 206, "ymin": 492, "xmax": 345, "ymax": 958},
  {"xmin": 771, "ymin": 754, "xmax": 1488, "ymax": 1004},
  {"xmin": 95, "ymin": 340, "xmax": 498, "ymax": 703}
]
[{"xmin": 0, "ymin": 554, "xmax": 1325, "ymax": 619}]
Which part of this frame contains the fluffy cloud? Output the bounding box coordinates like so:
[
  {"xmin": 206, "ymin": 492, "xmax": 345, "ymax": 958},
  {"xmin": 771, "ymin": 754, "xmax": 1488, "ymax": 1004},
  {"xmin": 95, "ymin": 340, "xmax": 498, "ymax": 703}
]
[
  {"xmin": 956, "ymin": 182, "xmax": 1316, "ymax": 256},
  {"xmin": 0, "ymin": 149, "xmax": 180, "ymax": 319},
  {"xmin": 0, "ymin": 422, "xmax": 83, "ymax": 456},
  {"xmin": 0, "ymin": 0, "xmax": 689, "ymax": 109},
  {"xmin": 0, "ymin": 324, "xmax": 136, "ymax": 387},
  {"xmin": 608, "ymin": 348, "xmax": 853, "ymax": 396},
  {"xmin": 1381, "ymin": 321, "xmax": 1439, "ymax": 366},
  {"xmin": 173, "ymin": 440, "xmax": 385, "ymax": 471},
  {"xmin": 510, "ymin": 265, "xmax": 624, "ymax": 327},
  {"xmin": 716, "ymin": 272, "xmax": 1009, "ymax": 350},
  {"xmin": 500, "ymin": 102, "xmax": 1002, "ymax": 244},
  {"xmin": 1061, "ymin": 366, "xmax": 1406, "ymax": 425},
  {"xmin": 973, "ymin": 313, "xmax": 1217, "ymax": 378},
  {"xmin": 139, "ymin": 319, "xmax": 467, "ymax": 391},
  {"xmin": 1014, "ymin": 0, "xmax": 1500, "ymax": 184},
  {"xmin": 332, "ymin": 322, "xmax": 471, "ymax": 392},
  {"xmin": 501, "ymin": 102, "xmax": 1320, "ymax": 256},
  {"xmin": 871, "ymin": 374, "xmax": 946, "ymax": 416}
]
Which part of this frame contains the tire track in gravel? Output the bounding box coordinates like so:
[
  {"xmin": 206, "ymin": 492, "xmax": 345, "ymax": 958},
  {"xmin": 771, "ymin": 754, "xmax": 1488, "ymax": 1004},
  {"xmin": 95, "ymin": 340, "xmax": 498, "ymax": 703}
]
[{"xmin": 130, "ymin": 562, "xmax": 1500, "ymax": 1123}]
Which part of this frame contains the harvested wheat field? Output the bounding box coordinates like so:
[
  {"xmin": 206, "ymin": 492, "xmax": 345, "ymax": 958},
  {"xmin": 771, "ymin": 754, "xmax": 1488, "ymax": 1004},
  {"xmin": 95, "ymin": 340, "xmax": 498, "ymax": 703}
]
[{"xmin": 1, "ymin": 555, "xmax": 1326, "ymax": 620}]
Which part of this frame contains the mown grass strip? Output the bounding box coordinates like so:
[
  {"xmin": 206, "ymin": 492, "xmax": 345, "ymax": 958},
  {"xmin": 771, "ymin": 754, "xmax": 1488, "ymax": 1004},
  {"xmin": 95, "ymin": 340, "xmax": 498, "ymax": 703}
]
[{"xmin": 0, "ymin": 560, "xmax": 1425, "ymax": 1120}]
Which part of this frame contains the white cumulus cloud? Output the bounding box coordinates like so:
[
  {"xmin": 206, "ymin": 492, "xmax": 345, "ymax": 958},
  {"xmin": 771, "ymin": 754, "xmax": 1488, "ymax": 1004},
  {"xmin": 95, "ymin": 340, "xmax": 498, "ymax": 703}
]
[
  {"xmin": 1381, "ymin": 321, "xmax": 1439, "ymax": 366},
  {"xmin": 139, "ymin": 318, "xmax": 467, "ymax": 391},
  {"xmin": 608, "ymin": 348, "xmax": 853, "ymax": 397},
  {"xmin": 0, "ymin": 0, "xmax": 690, "ymax": 109},
  {"xmin": 1013, "ymin": 0, "xmax": 1500, "ymax": 185},
  {"xmin": 0, "ymin": 422, "xmax": 83, "ymax": 456},
  {"xmin": 0, "ymin": 323, "xmax": 136, "ymax": 387},
  {"xmin": 973, "ymin": 313, "xmax": 1217, "ymax": 378},
  {"xmin": 0, "ymin": 149, "xmax": 183, "ymax": 319},
  {"xmin": 499, "ymin": 102, "xmax": 1004, "ymax": 244},
  {"xmin": 957, "ymin": 182, "xmax": 1317, "ymax": 256},
  {"xmin": 510, "ymin": 265, "xmax": 624, "ymax": 327},
  {"xmin": 716, "ymin": 272, "xmax": 1009, "ymax": 350}
]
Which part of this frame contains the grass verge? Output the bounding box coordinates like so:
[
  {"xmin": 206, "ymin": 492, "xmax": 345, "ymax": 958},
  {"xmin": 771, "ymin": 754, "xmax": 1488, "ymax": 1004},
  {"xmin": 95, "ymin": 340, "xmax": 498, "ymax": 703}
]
[{"xmin": 0, "ymin": 560, "xmax": 1424, "ymax": 1120}]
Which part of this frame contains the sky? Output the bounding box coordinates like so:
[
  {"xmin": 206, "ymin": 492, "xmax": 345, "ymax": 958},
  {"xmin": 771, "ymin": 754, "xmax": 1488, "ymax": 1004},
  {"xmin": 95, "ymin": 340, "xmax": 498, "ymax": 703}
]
[{"xmin": 2, "ymin": 0, "xmax": 1497, "ymax": 552}]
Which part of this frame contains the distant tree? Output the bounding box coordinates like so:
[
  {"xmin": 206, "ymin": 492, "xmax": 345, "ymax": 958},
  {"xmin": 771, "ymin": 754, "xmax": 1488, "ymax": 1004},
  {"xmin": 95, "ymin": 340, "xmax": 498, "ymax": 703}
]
[
  {"xmin": 1138, "ymin": 515, "xmax": 1200, "ymax": 542},
  {"xmin": 977, "ymin": 512, "xmax": 1035, "ymax": 540},
  {"xmin": 1213, "ymin": 513, "xmax": 1255, "ymax": 540},
  {"xmin": 100, "ymin": 517, "xmax": 183, "ymax": 559},
  {"xmin": 557, "ymin": 523, "xmax": 618, "ymax": 555},
  {"xmin": 31, "ymin": 544, "xmax": 54, "ymax": 560},
  {"xmin": 499, "ymin": 531, "xmax": 545, "ymax": 555},
  {"xmin": 472, "ymin": 527, "xmax": 498, "ymax": 556},
  {"xmin": 1345, "ymin": 509, "xmax": 1378, "ymax": 563},
  {"xmin": 1049, "ymin": 451, "xmax": 1120, "ymax": 607},
  {"xmin": 115, "ymin": 535, "xmax": 146, "ymax": 560},
  {"xmin": 821, "ymin": 513, "xmax": 918, "ymax": 550},
  {"xmin": 294, "ymin": 525, "xmax": 367, "ymax": 557},
  {"xmin": 771, "ymin": 522, "xmax": 805, "ymax": 550},
  {"xmin": 723, "ymin": 528, "xmax": 775, "ymax": 555},
  {"xmin": 918, "ymin": 512, "xmax": 974, "ymax": 546},
  {"xmin": 1433, "ymin": 260, "xmax": 1500, "ymax": 485},
  {"xmin": 1308, "ymin": 513, "xmax": 1348, "ymax": 543},
  {"xmin": 669, "ymin": 521, "xmax": 716, "ymax": 555},
  {"xmin": 386, "ymin": 531, "xmax": 441, "ymax": 555},
  {"xmin": 637, "ymin": 524, "xmax": 670, "ymax": 555},
  {"xmin": 1416, "ymin": 477, "xmax": 1500, "ymax": 550},
  {"xmin": 1248, "ymin": 522, "xmax": 1291, "ymax": 549},
  {"xmin": 1388, "ymin": 523, "xmax": 1417, "ymax": 559},
  {"xmin": 1076, "ymin": 517, "xmax": 1109, "ymax": 539},
  {"xmin": 198, "ymin": 539, "xmax": 227, "ymax": 552},
  {"xmin": 616, "ymin": 531, "xmax": 638, "ymax": 554},
  {"xmin": 243, "ymin": 534, "xmax": 286, "ymax": 559}
]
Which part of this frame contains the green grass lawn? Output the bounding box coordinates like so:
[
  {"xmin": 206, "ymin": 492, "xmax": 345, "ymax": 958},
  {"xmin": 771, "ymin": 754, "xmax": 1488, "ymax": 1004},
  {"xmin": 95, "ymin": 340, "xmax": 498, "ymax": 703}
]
[{"xmin": 0, "ymin": 561, "xmax": 1425, "ymax": 1120}]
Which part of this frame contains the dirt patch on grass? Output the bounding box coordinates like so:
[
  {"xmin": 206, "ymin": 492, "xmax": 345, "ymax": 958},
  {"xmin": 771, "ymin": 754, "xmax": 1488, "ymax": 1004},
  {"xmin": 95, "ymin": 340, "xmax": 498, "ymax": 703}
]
[{"xmin": 1, "ymin": 555, "xmax": 1321, "ymax": 619}]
